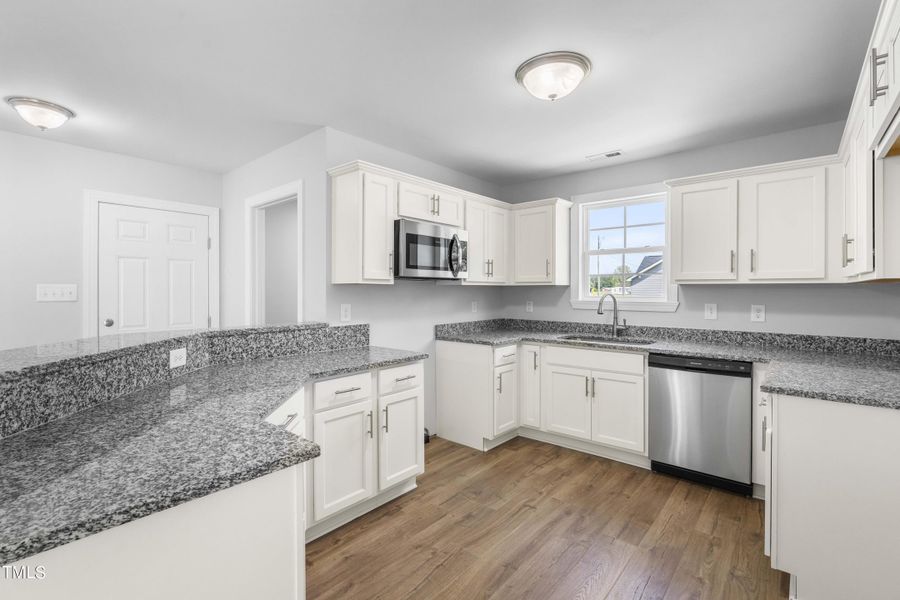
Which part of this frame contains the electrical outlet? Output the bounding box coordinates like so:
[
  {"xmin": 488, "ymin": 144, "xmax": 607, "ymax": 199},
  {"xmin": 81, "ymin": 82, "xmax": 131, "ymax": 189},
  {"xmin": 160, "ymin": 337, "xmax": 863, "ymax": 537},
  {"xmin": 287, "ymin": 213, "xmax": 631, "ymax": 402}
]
[
  {"xmin": 471, "ymin": 301, "xmax": 478, "ymax": 313},
  {"xmin": 340, "ymin": 304, "xmax": 351, "ymax": 322},
  {"xmin": 36, "ymin": 284, "xmax": 78, "ymax": 302},
  {"xmin": 704, "ymin": 303, "xmax": 718, "ymax": 320},
  {"xmin": 169, "ymin": 348, "xmax": 187, "ymax": 369},
  {"xmin": 525, "ymin": 301, "xmax": 534, "ymax": 313},
  {"xmin": 751, "ymin": 304, "xmax": 766, "ymax": 322}
]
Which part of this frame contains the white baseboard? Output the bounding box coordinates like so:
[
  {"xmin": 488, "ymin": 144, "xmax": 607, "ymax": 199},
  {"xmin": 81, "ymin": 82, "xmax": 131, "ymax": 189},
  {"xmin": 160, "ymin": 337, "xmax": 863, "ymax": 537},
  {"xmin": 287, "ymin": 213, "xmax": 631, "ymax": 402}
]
[
  {"xmin": 482, "ymin": 430, "xmax": 519, "ymax": 451},
  {"xmin": 752, "ymin": 483, "xmax": 765, "ymax": 500},
  {"xmin": 305, "ymin": 479, "xmax": 417, "ymax": 542},
  {"xmin": 517, "ymin": 428, "xmax": 651, "ymax": 469}
]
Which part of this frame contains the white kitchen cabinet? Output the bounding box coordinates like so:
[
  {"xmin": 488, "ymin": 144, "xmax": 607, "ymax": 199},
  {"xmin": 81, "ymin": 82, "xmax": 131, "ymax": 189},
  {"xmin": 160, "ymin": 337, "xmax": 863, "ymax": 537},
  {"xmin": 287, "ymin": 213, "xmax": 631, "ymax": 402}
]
[
  {"xmin": 331, "ymin": 167, "xmax": 396, "ymax": 284},
  {"xmin": 398, "ymin": 181, "xmax": 463, "ymax": 226},
  {"xmin": 493, "ymin": 363, "xmax": 518, "ymax": 436},
  {"xmin": 590, "ymin": 372, "xmax": 644, "ymax": 452},
  {"xmin": 842, "ymin": 103, "xmax": 876, "ymax": 277},
  {"xmin": 465, "ymin": 199, "xmax": 509, "ymax": 283},
  {"xmin": 378, "ymin": 386, "xmax": 424, "ymax": 490},
  {"xmin": 511, "ymin": 198, "xmax": 572, "ymax": 285},
  {"xmin": 739, "ymin": 167, "xmax": 826, "ymax": 280},
  {"xmin": 542, "ymin": 364, "xmax": 592, "ymax": 441},
  {"xmin": 670, "ymin": 179, "xmax": 738, "ymax": 281},
  {"xmin": 519, "ymin": 344, "xmax": 541, "ymax": 429},
  {"xmin": 768, "ymin": 394, "xmax": 900, "ymax": 599},
  {"xmin": 313, "ymin": 398, "xmax": 376, "ymax": 520}
]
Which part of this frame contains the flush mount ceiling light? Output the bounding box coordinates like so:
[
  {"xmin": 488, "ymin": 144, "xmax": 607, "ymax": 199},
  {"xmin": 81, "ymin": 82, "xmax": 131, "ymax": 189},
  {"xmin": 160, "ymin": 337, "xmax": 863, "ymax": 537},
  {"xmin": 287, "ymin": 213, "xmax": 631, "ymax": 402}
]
[
  {"xmin": 5, "ymin": 96, "xmax": 76, "ymax": 130},
  {"xmin": 515, "ymin": 51, "xmax": 592, "ymax": 101}
]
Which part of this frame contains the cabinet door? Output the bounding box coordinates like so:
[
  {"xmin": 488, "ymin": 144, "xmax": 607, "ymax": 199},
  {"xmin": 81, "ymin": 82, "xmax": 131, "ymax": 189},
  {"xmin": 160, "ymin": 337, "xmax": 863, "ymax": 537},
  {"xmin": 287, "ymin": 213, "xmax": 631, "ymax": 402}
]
[
  {"xmin": 850, "ymin": 111, "xmax": 875, "ymax": 276},
  {"xmin": 542, "ymin": 364, "xmax": 591, "ymax": 440},
  {"xmin": 740, "ymin": 167, "xmax": 826, "ymax": 280},
  {"xmin": 670, "ymin": 180, "xmax": 738, "ymax": 280},
  {"xmin": 465, "ymin": 200, "xmax": 490, "ymax": 282},
  {"xmin": 519, "ymin": 345, "xmax": 541, "ymax": 429},
  {"xmin": 493, "ymin": 363, "xmax": 518, "ymax": 437},
  {"xmin": 398, "ymin": 182, "xmax": 463, "ymax": 226},
  {"xmin": 361, "ymin": 173, "xmax": 396, "ymax": 282},
  {"xmin": 514, "ymin": 205, "xmax": 553, "ymax": 283},
  {"xmin": 378, "ymin": 387, "xmax": 424, "ymax": 490},
  {"xmin": 591, "ymin": 372, "xmax": 645, "ymax": 452},
  {"xmin": 488, "ymin": 206, "xmax": 509, "ymax": 283},
  {"xmin": 313, "ymin": 398, "xmax": 376, "ymax": 520}
]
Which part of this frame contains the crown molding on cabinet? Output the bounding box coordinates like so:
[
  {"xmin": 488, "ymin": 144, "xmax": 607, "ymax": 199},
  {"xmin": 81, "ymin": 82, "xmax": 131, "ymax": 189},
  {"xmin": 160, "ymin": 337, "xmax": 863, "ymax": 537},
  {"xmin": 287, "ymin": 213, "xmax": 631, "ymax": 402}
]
[{"xmin": 664, "ymin": 154, "xmax": 840, "ymax": 188}]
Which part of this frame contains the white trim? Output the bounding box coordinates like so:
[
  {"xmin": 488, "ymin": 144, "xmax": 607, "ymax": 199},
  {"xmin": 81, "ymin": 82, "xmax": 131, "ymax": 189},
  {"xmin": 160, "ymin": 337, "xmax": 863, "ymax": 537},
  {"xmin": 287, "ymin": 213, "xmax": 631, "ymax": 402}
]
[
  {"xmin": 304, "ymin": 478, "xmax": 417, "ymax": 542},
  {"xmin": 664, "ymin": 154, "xmax": 839, "ymax": 187},
  {"xmin": 568, "ymin": 185, "xmax": 678, "ymax": 312},
  {"xmin": 243, "ymin": 181, "xmax": 304, "ymax": 326},
  {"xmin": 82, "ymin": 190, "xmax": 221, "ymax": 339}
]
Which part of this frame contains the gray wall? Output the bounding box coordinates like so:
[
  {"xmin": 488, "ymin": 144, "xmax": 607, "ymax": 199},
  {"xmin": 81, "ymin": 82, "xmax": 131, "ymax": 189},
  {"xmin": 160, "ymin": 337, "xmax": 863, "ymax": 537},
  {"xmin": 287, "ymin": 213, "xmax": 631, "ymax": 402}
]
[{"xmin": 498, "ymin": 121, "xmax": 900, "ymax": 340}]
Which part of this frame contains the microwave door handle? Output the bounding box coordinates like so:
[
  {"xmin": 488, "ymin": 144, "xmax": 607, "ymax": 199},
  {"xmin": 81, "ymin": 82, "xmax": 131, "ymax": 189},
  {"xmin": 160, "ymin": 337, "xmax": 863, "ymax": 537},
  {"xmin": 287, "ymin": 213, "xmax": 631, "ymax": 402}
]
[{"xmin": 448, "ymin": 234, "xmax": 461, "ymax": 277}]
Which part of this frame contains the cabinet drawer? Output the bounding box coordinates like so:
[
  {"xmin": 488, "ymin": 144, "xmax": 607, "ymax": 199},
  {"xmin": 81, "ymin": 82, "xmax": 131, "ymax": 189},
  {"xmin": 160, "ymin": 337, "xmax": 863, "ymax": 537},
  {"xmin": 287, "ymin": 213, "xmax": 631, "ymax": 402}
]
[
  {"xmin": 379, "ymin": 362, "xmax": 424, "ymax": 396},
  {"xmin": 544, "ymin": 345, "xmax": 644, "ymax": 375},
  {"xmin": 314, "ymin": 372, "xmax": 373, "ymax": 411},
  {"xmin": 493, "ymin": 345, "xmax": 518, "ymax": 366},
  {"xmin": 265, "ymin": 388, "xmax": 305, "ymax": 430}
]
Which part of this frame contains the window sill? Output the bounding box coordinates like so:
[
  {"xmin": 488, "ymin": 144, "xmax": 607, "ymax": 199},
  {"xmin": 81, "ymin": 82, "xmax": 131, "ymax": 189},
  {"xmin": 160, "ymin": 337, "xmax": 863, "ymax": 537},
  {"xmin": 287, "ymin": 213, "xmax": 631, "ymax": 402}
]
[{"xmin": 569, "ymin": 298, "xmax": 680, "ymax": 312}]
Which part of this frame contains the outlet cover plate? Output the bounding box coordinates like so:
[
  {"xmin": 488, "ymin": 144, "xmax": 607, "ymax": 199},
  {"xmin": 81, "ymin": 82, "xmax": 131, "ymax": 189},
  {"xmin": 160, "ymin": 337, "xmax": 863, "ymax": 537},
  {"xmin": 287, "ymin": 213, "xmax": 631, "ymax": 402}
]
[
  {"xmin": 169, "ymin": 348, "xmax": 187, "ymax": 369},
  {"xmin": 340, "ymin": 304, "xmax": 351, "ymax": 322},
  {"xmin": 751, "ymin": 304, "xmax": 766, "ymax": 322},
  {"xmin": 704, "ymin": 303, "xmax": 718, "ymax": 320},
  {"xmin": 526, "ymin": 301, "xmax": 534, "ymax": 313},
  {"xmin": 36, "ymin": 284, "xmax": 78, "ymax": 302},
  {"xmin": 471, "ymin": 301, "xmax": 478, "ymax": 313}
]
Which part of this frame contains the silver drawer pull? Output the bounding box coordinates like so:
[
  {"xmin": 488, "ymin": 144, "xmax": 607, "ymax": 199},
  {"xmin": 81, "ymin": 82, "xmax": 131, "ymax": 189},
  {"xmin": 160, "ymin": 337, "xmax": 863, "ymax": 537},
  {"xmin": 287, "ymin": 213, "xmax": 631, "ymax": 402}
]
[
  {"xmin": 502, "ymin": 353, "xmax": 515, "ymax": 358},
  {"xmin": 394, "ymin": 374, "xmax": 417, "ymax": 383},
  {"xmin": 334, "ymin": 386, "xmax": 362, "ymax": 395},
  {"xmin": 281, "ymin": 413, "xmax": 298, "ymax": 429}
]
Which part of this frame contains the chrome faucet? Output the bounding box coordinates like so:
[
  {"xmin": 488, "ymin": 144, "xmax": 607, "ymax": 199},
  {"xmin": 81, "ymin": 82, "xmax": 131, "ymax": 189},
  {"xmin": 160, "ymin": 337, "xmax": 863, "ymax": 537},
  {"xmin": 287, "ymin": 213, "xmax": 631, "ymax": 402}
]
[{"xmin": 597, "ymin": 293, "xmax": 623, "ymax": 338}]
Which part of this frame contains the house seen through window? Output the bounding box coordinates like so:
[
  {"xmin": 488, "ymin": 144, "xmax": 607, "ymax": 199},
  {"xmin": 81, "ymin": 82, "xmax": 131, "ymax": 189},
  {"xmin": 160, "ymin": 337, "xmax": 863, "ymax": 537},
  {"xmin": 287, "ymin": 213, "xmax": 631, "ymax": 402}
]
[{"xmin": 583, "ymin": 195, "xmax": 666, "ymax": 299}]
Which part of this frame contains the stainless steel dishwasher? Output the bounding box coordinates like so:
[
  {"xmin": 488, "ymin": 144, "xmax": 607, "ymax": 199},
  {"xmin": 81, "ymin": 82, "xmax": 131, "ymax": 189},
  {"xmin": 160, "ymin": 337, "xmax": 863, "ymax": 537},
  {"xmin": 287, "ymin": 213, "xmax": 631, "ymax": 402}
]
[{"xmin": 648, "ymin": 354, "xmax": 752, "ymax": 496}]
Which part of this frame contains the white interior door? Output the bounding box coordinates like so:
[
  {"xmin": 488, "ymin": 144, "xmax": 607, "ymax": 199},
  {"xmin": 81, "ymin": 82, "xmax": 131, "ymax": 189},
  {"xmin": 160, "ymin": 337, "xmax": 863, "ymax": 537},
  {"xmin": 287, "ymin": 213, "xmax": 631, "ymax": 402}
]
[{"xmin": 98, "ymin": 203, "xmax": 210, "ymax": 336}]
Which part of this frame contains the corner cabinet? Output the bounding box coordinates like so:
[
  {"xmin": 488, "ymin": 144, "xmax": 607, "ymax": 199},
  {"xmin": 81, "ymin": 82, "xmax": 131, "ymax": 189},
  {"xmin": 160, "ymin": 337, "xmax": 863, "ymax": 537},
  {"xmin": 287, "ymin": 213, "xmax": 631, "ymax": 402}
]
[
  {"xmin": 511, "ymin": 198, "xmax": 572, "ymax": 285},
  {"xmin": 330, "ymin": 161, "xmax": 572, "ymax": 286}
]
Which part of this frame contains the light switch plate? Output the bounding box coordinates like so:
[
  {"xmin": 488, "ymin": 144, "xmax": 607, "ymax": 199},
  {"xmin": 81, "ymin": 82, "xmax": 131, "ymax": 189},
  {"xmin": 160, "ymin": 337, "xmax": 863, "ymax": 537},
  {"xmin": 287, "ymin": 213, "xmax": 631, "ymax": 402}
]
[
  {"xmin": 36, "ymin": 284, "xmax": 78, "ymax": 302},
  {"xmin": 704, "ymin": 303, "xmax": 718, "ymax": 320},
  {"xmin": 751, "ymin": 304, "xmax": 766, "ymax": 322},
  {"xmin": 340, "ymin": 304, "xmax": 351, "ymax": 322},
  {"xmin": 471, "ymin": 301, "xmax": 478, "ymax": 313},
  {"xmin": 169, "ymin": 348, "xmax": 187, "ymax": 369},
  {"xmin": 525, "ymin": 301, "xmax": 534, "ymax": 313}
]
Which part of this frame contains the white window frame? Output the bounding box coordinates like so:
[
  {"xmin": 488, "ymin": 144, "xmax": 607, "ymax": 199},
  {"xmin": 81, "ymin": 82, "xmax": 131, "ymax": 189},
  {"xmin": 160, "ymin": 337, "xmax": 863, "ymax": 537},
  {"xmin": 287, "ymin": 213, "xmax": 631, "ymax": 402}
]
[{"xmin": 569, "ymin": 184, "xmax": 678, "ymax": 312}]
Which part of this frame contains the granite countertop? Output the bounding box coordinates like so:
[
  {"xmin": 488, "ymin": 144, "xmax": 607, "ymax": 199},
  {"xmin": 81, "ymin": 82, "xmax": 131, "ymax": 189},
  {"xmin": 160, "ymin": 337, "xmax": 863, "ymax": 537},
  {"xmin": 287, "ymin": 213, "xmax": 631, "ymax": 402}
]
[
  {"xmin": 0, "ymin": 345, "xmax": 427, "ymax": 564},
  {"xmin": 436, "ymin": 328, "xmax": 900, "ymax": 410}
]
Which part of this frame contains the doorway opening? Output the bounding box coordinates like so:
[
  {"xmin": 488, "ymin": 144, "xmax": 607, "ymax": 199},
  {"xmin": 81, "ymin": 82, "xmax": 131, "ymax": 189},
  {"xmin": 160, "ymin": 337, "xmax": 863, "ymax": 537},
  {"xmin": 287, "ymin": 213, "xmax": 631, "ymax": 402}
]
[{"xmin": 244, "ymin": 182, "xmax": 303, "ymax": 326}]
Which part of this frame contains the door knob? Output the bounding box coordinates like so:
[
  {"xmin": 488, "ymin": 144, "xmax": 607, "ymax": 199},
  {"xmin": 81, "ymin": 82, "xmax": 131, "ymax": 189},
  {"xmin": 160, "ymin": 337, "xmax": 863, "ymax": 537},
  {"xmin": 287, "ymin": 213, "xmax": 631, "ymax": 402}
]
[{"xmin": 104, "ymin": 318, "xmax": 114, "ymax": 327}]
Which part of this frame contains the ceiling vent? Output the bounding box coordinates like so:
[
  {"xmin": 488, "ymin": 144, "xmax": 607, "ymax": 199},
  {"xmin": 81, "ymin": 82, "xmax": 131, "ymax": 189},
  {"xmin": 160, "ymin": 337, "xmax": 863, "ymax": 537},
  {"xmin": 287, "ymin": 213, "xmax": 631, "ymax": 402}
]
[{"xmin": 586, "ymin": 150, "xmax": 623, "ymax": 161}]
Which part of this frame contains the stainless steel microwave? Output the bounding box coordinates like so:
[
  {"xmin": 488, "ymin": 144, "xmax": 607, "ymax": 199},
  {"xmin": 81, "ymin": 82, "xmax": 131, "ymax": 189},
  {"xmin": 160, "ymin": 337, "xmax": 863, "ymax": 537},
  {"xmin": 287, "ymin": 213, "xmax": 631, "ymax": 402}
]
[{"xmin": 394, "ymin": 219, "xmax": 468, "ymax": 280}]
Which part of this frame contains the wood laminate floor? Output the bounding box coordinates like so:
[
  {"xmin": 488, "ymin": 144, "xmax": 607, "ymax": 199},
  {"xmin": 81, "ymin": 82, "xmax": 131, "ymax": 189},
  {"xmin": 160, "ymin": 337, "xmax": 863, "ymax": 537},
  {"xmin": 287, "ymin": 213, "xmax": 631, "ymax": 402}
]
[{"xmin": 306, "ymin": 436, "xmax": 789, "ymax": 600}]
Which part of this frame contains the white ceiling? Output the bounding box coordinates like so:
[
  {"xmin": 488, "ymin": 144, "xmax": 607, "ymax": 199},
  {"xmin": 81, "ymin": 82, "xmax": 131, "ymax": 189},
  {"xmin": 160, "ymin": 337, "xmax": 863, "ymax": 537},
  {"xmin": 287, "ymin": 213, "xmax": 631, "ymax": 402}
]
[{"xmin": 0, "ymin": 0, "xmax": 881, "ymax": 184}]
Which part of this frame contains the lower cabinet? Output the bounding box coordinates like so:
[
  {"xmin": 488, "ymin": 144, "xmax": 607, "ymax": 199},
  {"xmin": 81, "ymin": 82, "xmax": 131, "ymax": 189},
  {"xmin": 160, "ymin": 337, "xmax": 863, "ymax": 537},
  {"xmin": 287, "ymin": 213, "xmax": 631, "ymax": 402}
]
[
  {"xmin": 493, "ymin": 363, "xmax": 518, "ymax": 436},
  {"xmin": 519, "ymin": 344, "xmax": 541, "ymax": 428},
  {"xmin": 310, "ymin": 363, "xmax": 424, "ymax": 528},
  {"xmin": 543, "ymin": 365, "xmax": 592, "ymax": 441},
  {"xmin": 590, "ymin": 372, "xmax": 645, "ymax": 452}
]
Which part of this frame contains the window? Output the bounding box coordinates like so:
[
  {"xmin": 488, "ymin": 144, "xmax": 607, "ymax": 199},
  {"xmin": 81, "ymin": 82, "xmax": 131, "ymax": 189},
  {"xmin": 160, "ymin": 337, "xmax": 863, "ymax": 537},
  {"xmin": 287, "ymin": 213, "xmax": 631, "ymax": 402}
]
[{"xmin": 573, "ymin": 192, "xmax": 677, "ymax": 311}]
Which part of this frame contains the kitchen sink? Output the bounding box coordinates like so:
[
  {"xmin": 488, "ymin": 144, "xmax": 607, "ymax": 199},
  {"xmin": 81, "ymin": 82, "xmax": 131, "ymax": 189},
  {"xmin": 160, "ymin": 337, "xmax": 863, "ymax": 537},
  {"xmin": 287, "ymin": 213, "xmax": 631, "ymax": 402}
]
[{"xmin": 559, "ymin": 334, "xmax": 655, "ymax": 345}]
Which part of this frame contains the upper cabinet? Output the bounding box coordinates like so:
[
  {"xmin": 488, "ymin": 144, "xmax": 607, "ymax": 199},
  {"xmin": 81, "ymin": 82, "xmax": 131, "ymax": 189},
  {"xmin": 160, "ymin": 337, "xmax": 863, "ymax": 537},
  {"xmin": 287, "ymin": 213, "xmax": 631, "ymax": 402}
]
[
  {"xmin": 397, "ymin": 181, "xmax": 463, "ymax": 227},
  {"xmin": 330, "ymin": 161, "xmax": 572, "ymax": 286},
  {"xmin": 670, "ymin": 180, "xmax": 738, "ymax": 281},
  {"xmin": 512, "ymin": 198, "xmax": 572, "ymax": 285}
]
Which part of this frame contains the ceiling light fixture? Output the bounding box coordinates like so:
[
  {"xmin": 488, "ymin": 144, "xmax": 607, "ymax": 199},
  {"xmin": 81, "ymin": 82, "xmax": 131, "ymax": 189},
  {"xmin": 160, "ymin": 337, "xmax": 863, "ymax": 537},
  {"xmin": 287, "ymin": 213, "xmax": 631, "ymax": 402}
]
[
  {"xmin": 5, "ymin": 96, "xmax": 76, "ymax": 130},
  {"xmin": 515, "ymin": 51, "xmax": 592, "ymax": 101}
]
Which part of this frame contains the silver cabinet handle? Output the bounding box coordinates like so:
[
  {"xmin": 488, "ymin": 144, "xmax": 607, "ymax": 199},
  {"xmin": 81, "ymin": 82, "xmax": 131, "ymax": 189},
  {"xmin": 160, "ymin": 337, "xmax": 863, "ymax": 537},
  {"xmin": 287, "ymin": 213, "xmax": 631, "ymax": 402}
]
[
  {"xmin": 335, "ymin": 386, "xmax": 361, "ymax": 395},
  {"xmin": 367, "ymin": 411, "xmax": 373, "ymax": 438},
  {"xmin": 382, "ymin": 407, "xmax": 389, "ymax": 432},
  {"xmin": 394, "ymin": 374, "xmax": 416, "ymax": 382},
  {"xmin": 532, "ymin": 351, "xmax": 538, "ymax": 371},
  {"xmin": 104, "ymin": 318, "xmax": 115, "ymax": 327},
  {"xmin": 591, "ymin": 377, "xmax": 596, "ymax": 398},
  {"xmin": 730, "ymin": 250, "xmax": 735, "ymax": 273},
  {"xmin": 490, "ymin": 259, "xmax": 494, "ymax": 277},
  {"xmin": 546, "ymin": 258, "xmax": 551, "ymax": 277},
  {"xmin": 750, "ymin": 249, "xmax": 756, "ymax": 273},
  {"xmin": 281, "ymin": 413, "xmax": 298, "ymax": 429},
  {"xmin": 584, "ymin": 376, "xmax": 589, "ymax": 396},
  {"xmin": 430, "ymin": 194, "xmax": 437, "ymax": 215},
  {"xmin": 870, "ymin": 47, "xmax": 889, "ymax": 106},
  {"xmin": 485, "ymin": 259, "xmax": 491, "ymax": 277},
  {"xmin": 389, "ymin": 251, "xmax": 393, "ymax": 274},
  {"xmin": 497, "ymin": 371, "xmax": 503, "ymax": 393},
  {"xmin": 502, "ymin": 352, "xmax": 515, "ymax": 358},
  {"xmin": 437, "ymin": 195, "xmax": 441, "ymax": 215},
  {"xmin": 761, "ymin": 416, "xmax": 767, "ymax": 451}
]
